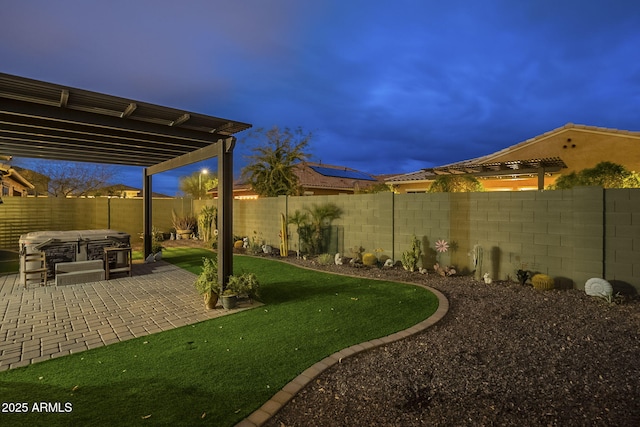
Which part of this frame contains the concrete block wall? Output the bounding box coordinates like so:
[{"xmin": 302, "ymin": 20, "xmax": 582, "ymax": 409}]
[
  {"xmin": 452, "ymin": 188, "xmax": 604, "ymax": 289},
  {"xmin": 233, "ymin": 196, "xmax": 285, "ymax": 248},
  {"xmin": 230, "ymin": 187, "xmax": 638, "ymax": 292},
  {"xmin": 2, "ymin": 189, "xmax": 637, "ymax": 292},
  {"xmin": 605, "ymin": 189, "xmax": 640, "ymax": 292},
  {"xmin": 393, "ymin": 192, "xmax": 451, "ymax": 268}
]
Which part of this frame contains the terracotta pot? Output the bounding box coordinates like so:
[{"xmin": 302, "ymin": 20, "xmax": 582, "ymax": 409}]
[
  {"xmin": 177, "ymin": 229, "xmax": 192, "ymax": 239},
  {"xmin": 204, "ymin": 292, "xmax": 219, "ymax": 310}
]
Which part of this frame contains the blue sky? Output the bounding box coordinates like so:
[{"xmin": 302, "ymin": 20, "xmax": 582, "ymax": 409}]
[{"xmin": 1, "ymin": 0, "xmax": 639, "ymax": 196}]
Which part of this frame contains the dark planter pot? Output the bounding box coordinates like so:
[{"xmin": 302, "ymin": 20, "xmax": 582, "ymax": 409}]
[{"xmin": 222, "ymin": 294, "xmax": 238, "ymax": 309}]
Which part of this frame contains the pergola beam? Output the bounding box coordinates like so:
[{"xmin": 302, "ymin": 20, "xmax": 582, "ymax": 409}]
[{"xmin": 146, "ymin": 142, "xmax": 220, "ymax": 175}]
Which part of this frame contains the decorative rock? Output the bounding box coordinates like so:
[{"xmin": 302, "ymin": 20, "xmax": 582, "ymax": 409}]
[
  {"xmin": 383, "ymin": 258, "xmax": 394, "ymax": 268},
  {"xmin": 585, "ymin": 278, "xmax": 613, "ymax": 298},
  {"xmin": 434, "ymin": 263, "xmax": 456, "ymax": 277},
  {"xmin": 334, "ymin": 253, "xmax": 343, "ymax": 265}
]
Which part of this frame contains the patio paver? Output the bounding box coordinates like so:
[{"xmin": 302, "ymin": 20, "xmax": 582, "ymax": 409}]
[{"xmin": 0, "ymin": 261, "xmax": 258, "ymax": 371}]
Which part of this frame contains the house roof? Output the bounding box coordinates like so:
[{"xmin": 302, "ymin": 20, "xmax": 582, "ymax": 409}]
[
  {"xmin": 0, "ymin": 72, "xmax": 251, "ymax": 167},
  {"xmin": 210, "ymin": 162, "xmax": 382, "ymax": 196},
  {"xmin": 89, "ymin": 184, "xmax": 171, "ymax": 198},
  {"xmin": 0, "ymin": 163, "xmax": 35, "ymax": 189},
  {"xmin": 295, "ymin": 162, "xmax": 380, "ymax": 191},
  {"xmin": 442, "ymin": 123, "xmax": 640, "ymax": 168},
  {"xmin": 386, "ymin": 123, "xmax": 639, "ymax": 183},
  {"xmin": 386, "ymin": 157, "xmax": 567, "ymax": 183}
]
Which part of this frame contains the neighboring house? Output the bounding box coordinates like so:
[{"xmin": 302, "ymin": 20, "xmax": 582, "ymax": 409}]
[
  {"xmin": 210, "ymin": 162, "xmax": 384, "ymax": 199},
  {"xmin": 387, "ymin": 123, "xmax": 640, "ymax": 192},
  {"xmin": 0, "ymin": 163, "xmax": 35, "ymax": 197},
  {"xmin": 88, "ymin": 184, "xmax": 171, "ymax": 199},
  {"xmin": 11, "ymin": 167, "xmax": 50, "ymax": 196}
]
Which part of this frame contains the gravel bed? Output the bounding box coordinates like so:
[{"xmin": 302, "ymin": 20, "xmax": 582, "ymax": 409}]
[{"xmin": 264, "ymin": 259, "xmax": 640, "ymax": 427}]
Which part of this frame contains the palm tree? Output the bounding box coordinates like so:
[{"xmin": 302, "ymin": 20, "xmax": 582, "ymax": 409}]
[
  {"xmin": 305, "ymin": 203, "xmax": 343, "ymax": 254},
  {"xmin": 287, "ymin": 209, "xmax": 310, "ymax": 256},
  {"xmin": 179, "ymin": 171, "xmax": 218, "ymax": 199},
  {"xmin": 241, "ymin": 126, "xmax": 311, "ymax": 197}
]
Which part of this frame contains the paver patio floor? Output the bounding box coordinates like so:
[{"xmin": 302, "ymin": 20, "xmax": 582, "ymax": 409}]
[{"xmin": 0, "ymin": 261, "xmax": 256, "ymax": 371}]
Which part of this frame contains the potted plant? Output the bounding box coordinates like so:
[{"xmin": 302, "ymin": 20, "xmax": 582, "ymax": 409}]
[
  {"xmin": 221, "ymin": 289, "xmax": 238, "ymax": 309},
  {"xmin": 172, "ymin": 209, "xmax": 197, "ymax": 239},
  {"xmin": 194, "ymin": 257, "xmax": 220, "ymax": 310},
  {"xmin": 151, "ymin": 240, "xmax": 164, "ymax": 261},
  {"xmin": 223, "ymin": 273, "xmax": 261, "ymax": 309},
  {"xmin": 151, "ymin": 226, "xmax": 164, "ymax": 261}
]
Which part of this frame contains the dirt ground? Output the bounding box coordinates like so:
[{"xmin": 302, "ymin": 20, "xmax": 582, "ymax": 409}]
[{"xmin": 262, "ymin": 256, "xmax": 640, "ymax": 427}]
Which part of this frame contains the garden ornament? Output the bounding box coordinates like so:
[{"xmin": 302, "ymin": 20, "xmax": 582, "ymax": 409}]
[
  {"xmin": 335, "ymin": 253, "xmax": 343, "ymax": 265},
  {"xmin": 584, "ymin": 278, "xmax": 613, "ymax": 298}
]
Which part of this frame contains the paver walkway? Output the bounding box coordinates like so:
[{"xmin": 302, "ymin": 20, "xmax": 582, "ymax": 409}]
[{"xmin": 0, "ymin": 261, "xmax": 256, "ymax": 371}]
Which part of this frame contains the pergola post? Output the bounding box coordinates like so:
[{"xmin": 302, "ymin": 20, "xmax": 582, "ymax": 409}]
[
  {"xmin": 537, "ymin": 167, "xmax": 545, "ymax": 190},
  {"xmin": 143, "ymin": 168, "xmax": 153, "ymax": 257},
  {"xmin": 218, "ymin": 137, "xmax": 235, "ymax": 290}
]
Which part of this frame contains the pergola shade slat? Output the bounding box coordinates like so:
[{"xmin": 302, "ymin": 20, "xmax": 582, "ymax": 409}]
[{"xmin": 0, "ymin": 73, "xmax": 251, "ymax": 166}]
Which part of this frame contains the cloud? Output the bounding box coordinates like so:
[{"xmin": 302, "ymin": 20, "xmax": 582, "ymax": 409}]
[{"xmin": 2, "ymin": 1, "xmax": 639, "ymax": 195}]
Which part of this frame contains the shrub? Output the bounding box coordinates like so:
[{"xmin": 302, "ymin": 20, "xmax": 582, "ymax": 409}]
[
  {"xmin": 316, "ymin": 253, "xmax": 334, "ymax": 266},
  {"xmin": 193, "ymin": 257, "xmax": 219, "ymax": 295},
  {"xmin": 428, "ymin": 175, "xmax": 484, "ymax": 192},
  {"xmin": 227, "ymin": 273, "xmax": 260, "ymax": 300},
  {"xmin": 551, "ymin": 161, "xmax": 640, "ymax": 189}
]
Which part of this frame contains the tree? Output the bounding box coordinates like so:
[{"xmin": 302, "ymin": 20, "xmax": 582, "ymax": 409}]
[
  {"xmin": 305, "ymin": 203, "xmax": 343, "ymax": 254},
  {"xmin": 22, "ymin": 160, "xmax": 115, "ymax": 197},
  {"xmin": 355, "ymin": 182, "xmax": 392, "ymax": 194},
  {"xmin": 241, "ymin": 126, "xmax": 311, "ymax": 197},
  {"xmin": 428, "ymin": 175, "xmax": 484, "ymax": 193},
  {"xmin": 179, "ymin": 171, "xmax": 218, "ymax": 199},
  {"xmin": 551, "ymin": 162, "xmax": 640, "ymax": 189},
  {"xmin": 288, "ymin": 202, "xmax": 343, "ymax": 255}
]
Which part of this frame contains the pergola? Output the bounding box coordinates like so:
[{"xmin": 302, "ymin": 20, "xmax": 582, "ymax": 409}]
[
  {"xmin": 0, "ymin": 72, "xmax": 251, "ymax": 286},
  {"xmin": 429, "ymin": 157, "xmax": 567, "ymax": 190}
]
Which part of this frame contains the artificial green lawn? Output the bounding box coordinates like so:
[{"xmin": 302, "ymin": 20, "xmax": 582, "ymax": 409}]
[{"xmin": 0, "ymin": 247, "xmax": 438, "ymax": 426}]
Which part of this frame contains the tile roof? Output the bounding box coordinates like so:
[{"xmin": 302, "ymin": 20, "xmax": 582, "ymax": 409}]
[
  {"xmin": 387, "ymin": 123, "xmax": 638, "ymax": 182},
  {"xmin": 441, "ymin": 123, "xmax": 640, "ymax": 168},
  {"xmin": 295, "ymin": 162, "xmax": 381, "ymax": 190}
]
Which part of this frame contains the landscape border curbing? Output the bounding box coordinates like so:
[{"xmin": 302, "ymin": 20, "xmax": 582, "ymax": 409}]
[{"xmin": 235, "ymin": 260, "xmax": 450, "ymax": 427}]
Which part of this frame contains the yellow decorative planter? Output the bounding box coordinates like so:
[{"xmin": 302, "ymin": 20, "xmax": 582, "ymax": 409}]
[{"xmin": 532, "ymin": 274, "xmax": 554, "ymax": 290}]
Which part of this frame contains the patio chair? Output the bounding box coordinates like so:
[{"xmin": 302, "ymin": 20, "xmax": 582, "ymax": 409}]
[{"xmin": 22, "ymin": 251, "xmax": 48, "ymax": 288}]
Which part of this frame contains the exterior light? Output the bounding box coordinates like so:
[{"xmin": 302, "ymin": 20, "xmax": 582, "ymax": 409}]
[{"xmin": 199, "ymin": 169, "xmax": 209, "ymax": 200}]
